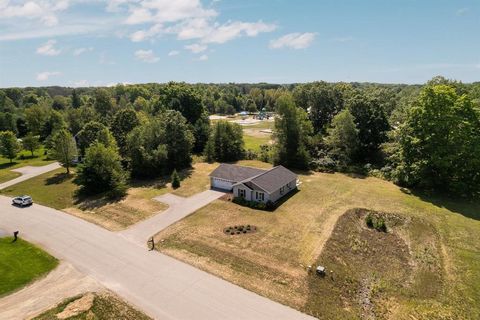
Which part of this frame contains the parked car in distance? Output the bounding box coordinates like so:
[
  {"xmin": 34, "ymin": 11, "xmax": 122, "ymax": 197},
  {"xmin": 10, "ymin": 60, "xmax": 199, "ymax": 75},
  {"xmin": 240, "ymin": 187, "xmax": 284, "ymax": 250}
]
[{"xmin": 12, "ymin": 195, "xmax": 33, "ymax": 207}]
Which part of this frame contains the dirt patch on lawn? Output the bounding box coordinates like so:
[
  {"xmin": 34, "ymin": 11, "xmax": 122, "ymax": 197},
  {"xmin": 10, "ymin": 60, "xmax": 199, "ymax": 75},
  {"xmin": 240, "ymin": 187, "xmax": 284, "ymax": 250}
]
[
  {"xmin": 55, "ymin": 293, "xmax": 94, "ymax": 319},
  {"xmin": 305, "ymin": 208, "xmax": 444, "ymax": 319},
  {"xmin": 33, "ymin": 291, "xmax": 152, "ymax": 320}
]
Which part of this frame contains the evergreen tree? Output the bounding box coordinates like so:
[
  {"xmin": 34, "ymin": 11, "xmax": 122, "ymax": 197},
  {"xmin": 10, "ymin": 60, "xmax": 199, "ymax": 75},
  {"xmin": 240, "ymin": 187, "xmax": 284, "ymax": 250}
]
[{"xmin": 171, "ymin": 169, "xmax": 180, "ymax": 189}]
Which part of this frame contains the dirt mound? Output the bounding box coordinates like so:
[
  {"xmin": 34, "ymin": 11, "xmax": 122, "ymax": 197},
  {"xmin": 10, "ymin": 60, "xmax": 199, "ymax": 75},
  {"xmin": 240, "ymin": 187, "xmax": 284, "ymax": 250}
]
[
  {"xmin": 55, "ymin": 293, "xmax": 94, "ymax": 319},
  {"xmin": 305, "ymin": 208, "xmax": 443, "ymax": 320}
]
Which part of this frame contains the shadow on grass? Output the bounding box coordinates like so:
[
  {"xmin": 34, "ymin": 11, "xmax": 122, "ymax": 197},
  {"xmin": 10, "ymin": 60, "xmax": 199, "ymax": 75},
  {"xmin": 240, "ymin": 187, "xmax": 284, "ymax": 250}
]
[
  {"xmin": 409, "ymin": 189, "xmax": 480, "ymax": 221},
  {"xmin": 0, "ymin": 162, "xmax": 18, "ymax": 170},
  {"xmin": 128, "ymin": 167, "xmax": 193, "ymax": 189},
  {"xmin": 45, "ymin": 173, "xmax": 73, "ymax": 185},
  {"xmin": 73, "ymin": 192, "xmax": 126, "ymax": 211}
]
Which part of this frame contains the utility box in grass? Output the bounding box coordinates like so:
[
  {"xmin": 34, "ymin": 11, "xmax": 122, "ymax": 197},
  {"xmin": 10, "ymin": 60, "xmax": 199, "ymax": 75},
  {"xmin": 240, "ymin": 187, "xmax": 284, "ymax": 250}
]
[{"xmin": 316, "ymin": 266, "xmax": 326, "ymax": 277}]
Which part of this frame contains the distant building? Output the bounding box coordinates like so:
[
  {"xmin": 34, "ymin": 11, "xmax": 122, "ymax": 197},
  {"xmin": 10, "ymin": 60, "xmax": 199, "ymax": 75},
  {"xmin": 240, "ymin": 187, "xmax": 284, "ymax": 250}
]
[{"xmin": 209, "ymin": 163, "xmax": 298, "ymax": 203}]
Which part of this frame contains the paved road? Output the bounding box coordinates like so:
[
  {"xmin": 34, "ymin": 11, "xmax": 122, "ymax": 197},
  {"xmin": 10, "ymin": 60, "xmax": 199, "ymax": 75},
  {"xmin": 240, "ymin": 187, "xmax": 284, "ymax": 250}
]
[
  {"xmin": 0, "ymin": 196, "xmax": 315, "ymax": 320},
  {"xmin": 119, "ymin": 190, "xmax": 225, "ymax": 245},
  {"xmin": 0, "ymin": 162, "xmax": 61, "ymax": 190}
]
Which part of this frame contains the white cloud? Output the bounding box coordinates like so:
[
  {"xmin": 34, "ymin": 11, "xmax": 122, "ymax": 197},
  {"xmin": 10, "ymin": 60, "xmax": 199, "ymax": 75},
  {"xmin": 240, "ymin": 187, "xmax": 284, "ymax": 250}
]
[
  {"xmin": 198, "ymin": 54, "xmax": 208, "ymax": 61},
  {"xmin": 73, "ymin": 47, "xmax": 94, "ymax": 56},
  {"xmin": 168, "ymin": 50, "xmax": 179, "ymax": 56},
  {"xmin": 36, "ymin": 71, "xmax": 61, "ymax": 81},
  {"xmin": 184, "ymin": 43, "xmax": 207, "ymax": 53},
  {"xmin": 36, "ymin": 39, "xmax": 61, "ymax": 56},
  {"xmin": 129, "ymin": 23, "xmax": 163, "ymax": 42},
  {"xmin": 269, "ymin": 32, "xmax": 316, "ymax": 50},
  {"xmin": 125, "ymin": 1, "xmax": 275, "ymax": 45},
  {"xmin": 134, "ymin": 49, "xmax": 160, "ymax": 63},
  {"xmin": 0, "ymin": 0, "xmax": 69, "ymax": 26},
  {"xmin": 124, "ymin": 0, "xmax": 217, "ymax": 25},
  {"xmin": 203, "ymin": 21, "xmax": 276, "ymax": 44}
]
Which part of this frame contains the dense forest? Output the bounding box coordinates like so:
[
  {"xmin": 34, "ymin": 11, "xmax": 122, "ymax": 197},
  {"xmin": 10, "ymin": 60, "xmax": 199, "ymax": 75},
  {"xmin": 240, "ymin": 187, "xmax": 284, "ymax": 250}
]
[{"xmin": 0, "ymin": 76, "xmax": 479, "ymax": 198}]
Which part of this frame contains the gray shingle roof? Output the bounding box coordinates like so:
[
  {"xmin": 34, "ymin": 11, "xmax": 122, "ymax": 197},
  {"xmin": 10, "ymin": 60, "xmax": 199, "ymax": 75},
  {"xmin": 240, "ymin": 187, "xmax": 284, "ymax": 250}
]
[
  {"xmin": 210, "ymin": 163, "xmax": 298, "ymax": 194},
  {"xmin": 243, "ymin": 165, "xmax": 298, "ymax": 193},
  {"xmin": 209, "ymin": 163, "xmax": 267, "ymax": 182}
]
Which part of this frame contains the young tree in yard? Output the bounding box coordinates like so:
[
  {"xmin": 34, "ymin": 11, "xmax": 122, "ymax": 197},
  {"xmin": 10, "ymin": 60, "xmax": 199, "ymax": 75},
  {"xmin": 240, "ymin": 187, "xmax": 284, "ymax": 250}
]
[
  {"xmin": 392, "ymin": 84, "xmax": 480, "ymax": 197},
  {"xmin": 325, "ymin": 109, "xmax": 359, "ymax": 166},
  {"xmin": 205, "ymin": 120, "xmax": 244, "ymax": 162},
  {"xmin": 22, "ymin": 134, "xmax": 40, "ymax": 157},
  {"xmin": 51, "ymin": 129, "xmax": 77, "ymax": 174},
  {"xmin": 0, "ymin": 131, "xmax": 21, "ymax": 162},
  {"xmin": 171, "ymin": 169, "xmax": 180, "ymax": 189},
  {"xmin": 76, "ymin": 142, "xmax": 127, "ymax": 197},
  {"xmin": 273, "ymin": 94, "xmax": 313, "ymax": 169}
]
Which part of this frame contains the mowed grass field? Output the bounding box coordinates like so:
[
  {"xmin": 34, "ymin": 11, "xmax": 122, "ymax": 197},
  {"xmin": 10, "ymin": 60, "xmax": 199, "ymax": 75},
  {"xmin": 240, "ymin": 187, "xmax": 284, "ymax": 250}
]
[
  {"xmin": 0, "ymin": 147, "xmax": 54, "ymax": 183},
  {"xmin": 154, "ymin": 162, "xmax": 480, "ymax": 319},
  {"xmin": 0, "ymin": 237, "xmax": 58, "ymax": 296}
]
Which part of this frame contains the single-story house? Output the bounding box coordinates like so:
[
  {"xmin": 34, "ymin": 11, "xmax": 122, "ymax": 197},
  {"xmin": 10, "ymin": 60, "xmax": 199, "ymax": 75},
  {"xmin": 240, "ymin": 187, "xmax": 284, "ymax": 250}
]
[{"xmin": 209, "ymin": 163, "xmax": 298, "ymax": 203}]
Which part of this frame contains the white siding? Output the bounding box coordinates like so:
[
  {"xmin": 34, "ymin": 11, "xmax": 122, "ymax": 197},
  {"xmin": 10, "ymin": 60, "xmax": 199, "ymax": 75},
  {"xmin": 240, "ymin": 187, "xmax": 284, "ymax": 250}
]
[{"xmin": 211, "ymin": 177, "xmax": 235, "ymax": 191}]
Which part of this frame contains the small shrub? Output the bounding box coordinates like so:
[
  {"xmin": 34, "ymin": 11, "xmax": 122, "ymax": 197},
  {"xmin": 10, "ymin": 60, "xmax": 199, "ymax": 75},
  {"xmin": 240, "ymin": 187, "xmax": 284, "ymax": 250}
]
[
  {"xmin": 374, "ymin": 217, "xmax": 387, "ymax": 232},
  {"xmin": 171, "ymin": 169, "xmax": 180, "ymax": 189},
  {"xmin": 365, "ymin": 214, "xmax": 374, "ymax": 228},
  {"xmin": 365, "ymin": 213, "xmax": 387, "ymax": 232}
]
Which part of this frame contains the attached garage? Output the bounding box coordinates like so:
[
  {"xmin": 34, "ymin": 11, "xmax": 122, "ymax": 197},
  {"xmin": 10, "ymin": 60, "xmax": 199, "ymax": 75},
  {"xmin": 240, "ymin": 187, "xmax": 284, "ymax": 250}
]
[
  {"xmin": 210, "ymin": 177, "xmax": 235, "ymax": 191},
  {"xmin": 209, "ymin": 163, "xmax": 267, "ymax": 192}
]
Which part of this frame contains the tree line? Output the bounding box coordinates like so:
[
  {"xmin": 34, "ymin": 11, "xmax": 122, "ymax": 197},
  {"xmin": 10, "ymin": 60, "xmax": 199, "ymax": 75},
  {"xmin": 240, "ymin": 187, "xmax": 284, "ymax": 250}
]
[{"xmin": 0, "ymin": 77, "xmax": 479, "ymax": 198}]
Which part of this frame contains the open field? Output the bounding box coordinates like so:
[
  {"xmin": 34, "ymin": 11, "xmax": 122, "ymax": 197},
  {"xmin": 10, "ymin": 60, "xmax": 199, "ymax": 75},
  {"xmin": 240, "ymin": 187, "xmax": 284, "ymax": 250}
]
[
  {"xmin": 0, "ymin": 147, "xmax": 54, "ymax": 183},
  {"xmin": 33, "ymin": 291, "xmax": 152, "ymax": 320},
  {"xmin": 155, "ymin": 166, "xmax": 480, "ymax": 319},
  {"xmin": 0, "ymin": 237, "xmax": 58, "ymax": 297}
]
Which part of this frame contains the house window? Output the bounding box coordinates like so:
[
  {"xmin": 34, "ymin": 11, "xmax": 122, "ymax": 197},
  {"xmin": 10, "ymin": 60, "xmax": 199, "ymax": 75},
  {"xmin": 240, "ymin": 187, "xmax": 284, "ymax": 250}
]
[
  {"xmin": 238, "ymin": 189, "xmax": 246, "ymax": 198},
  {"xmin": 255, "ymin": 192, "xmax": 264, "ymax": 201}
]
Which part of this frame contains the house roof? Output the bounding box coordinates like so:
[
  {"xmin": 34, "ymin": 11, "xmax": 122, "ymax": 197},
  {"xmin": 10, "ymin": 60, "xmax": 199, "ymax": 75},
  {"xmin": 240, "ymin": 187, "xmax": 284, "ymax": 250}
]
[
  {"xmin": 239, "ymin": 165, "xmax": 298, "ymax": 194},
  {"xmin": 209, "ymin": 163, "xmax": 267, "ymax": 182},
  {"xmin": 210, "ymin": 163, "xmax": 298, "ymax": 194}
]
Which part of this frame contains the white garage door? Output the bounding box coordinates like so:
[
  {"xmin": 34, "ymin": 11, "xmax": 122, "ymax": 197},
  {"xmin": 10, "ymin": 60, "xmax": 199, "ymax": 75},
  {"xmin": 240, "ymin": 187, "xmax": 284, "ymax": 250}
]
[{"xmin": 211, "ymin": 178, "xmax": 235, "ymax": 191}]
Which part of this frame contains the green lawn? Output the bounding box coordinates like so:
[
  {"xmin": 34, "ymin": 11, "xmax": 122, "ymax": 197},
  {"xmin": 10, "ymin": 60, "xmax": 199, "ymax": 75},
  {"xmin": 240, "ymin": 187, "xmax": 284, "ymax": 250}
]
[
  {"xmin": 0, "ymin": 168, "xmax": 78, "ymax": 210},
  {"xmin": 243, "ymin": 134, "xmax": 271, "ymax": 152},
  {"xmin": 156, "ymin": 167, "xmax": 480, "ymax": 319},
  {"xmin": 0, "ymin": 237, "xmax": 58, "ymax": 296},
  {"xmin": 0, "ymin": 147, "xmax": 54, "ymax": 184}
]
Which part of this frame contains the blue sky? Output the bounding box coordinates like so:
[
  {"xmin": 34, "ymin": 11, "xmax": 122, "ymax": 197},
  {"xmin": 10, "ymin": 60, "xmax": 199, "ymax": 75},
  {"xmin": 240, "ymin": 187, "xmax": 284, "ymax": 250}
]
[{"xmin": 0, "ymin": 0, "xmax": 479, "ymax": 87}]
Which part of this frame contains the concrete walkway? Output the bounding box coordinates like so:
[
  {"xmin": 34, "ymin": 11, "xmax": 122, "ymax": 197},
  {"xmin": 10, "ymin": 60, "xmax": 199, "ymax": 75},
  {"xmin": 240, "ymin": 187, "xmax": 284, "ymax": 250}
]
[
  {"xmin": 118, "ymin": 189, "xmax": 225, "ymax": 245},
  {"xmin": 0, "ymin": 196, "xmax": 315, "ymax": 320},
  {"xmin": 0, "ymin": 263, "xmax": 100, "ymax": 320},
  {"xmin": 0, "ymin": 162, "xmax": 61, "ymax": 190}
]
